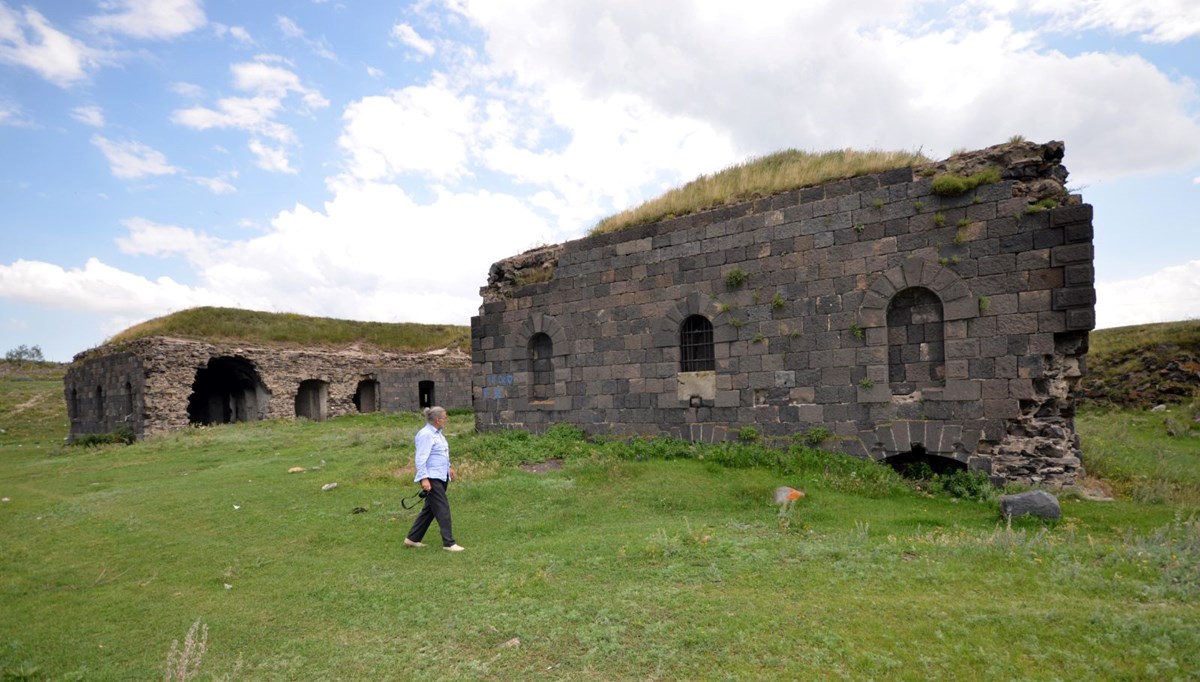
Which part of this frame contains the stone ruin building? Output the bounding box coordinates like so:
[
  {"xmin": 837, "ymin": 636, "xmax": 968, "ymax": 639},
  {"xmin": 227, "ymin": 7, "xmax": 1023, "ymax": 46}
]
[
  {"xmin": 472, "ymin": 140, "xmax": 1096, "ymax": 486},
  {"xmin": 65, "ymin": 336, "xmax": 471, "ymax": 441}
]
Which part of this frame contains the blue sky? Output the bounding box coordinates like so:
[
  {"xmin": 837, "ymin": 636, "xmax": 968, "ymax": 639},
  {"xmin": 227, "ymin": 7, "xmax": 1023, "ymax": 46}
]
[{"xmin": 1, "ymin": 0, "xmax": 1198, "ymax": 362}]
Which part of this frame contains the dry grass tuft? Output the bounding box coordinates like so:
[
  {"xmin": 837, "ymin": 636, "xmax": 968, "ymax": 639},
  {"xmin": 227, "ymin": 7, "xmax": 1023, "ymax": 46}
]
[
  {"xmin": 163, "ymin": 619, "xmax": 208, "ymax": 682},
  {"xmin": 590, "ymin": 148, "xmax": 929, "ymax": 235}
]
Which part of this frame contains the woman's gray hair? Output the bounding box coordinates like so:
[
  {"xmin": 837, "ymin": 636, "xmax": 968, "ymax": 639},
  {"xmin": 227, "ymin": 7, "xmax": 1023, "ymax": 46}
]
[{"xmin": 423, "ymin": 406, "xmax": 447, "ymax": 422}]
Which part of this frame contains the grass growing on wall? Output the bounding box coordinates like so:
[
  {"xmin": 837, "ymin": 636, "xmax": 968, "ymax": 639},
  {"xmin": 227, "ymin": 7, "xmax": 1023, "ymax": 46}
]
[
  {"xmin": 105, "ymin": 307, "xmax": 471, "ymax": 354},
  {"xmin": 591, "ymin": 148, "xmax": 930, "ymax": 236}
]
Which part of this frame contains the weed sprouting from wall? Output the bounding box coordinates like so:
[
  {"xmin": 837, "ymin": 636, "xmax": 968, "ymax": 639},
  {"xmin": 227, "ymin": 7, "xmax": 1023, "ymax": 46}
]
[{"xmin": 931, "ymin": 167, "xmax": 1002, "ymax": 196}]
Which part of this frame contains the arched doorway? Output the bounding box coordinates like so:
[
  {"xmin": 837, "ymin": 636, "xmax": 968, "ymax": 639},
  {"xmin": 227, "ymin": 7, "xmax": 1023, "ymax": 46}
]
[
  {"xmin": 187, "ymin": 356, "xmax": 269, "ymax": 425},
  {"xmin": 295, "ymin": 380, "xmax": 329, "ymax": 421},
  {"xmin": 354, "ymin": 379, "xmax": 380, "ymax": 413},
  {"xmin": 418, "ymin": 380, "xmax": 435, "ymax": 409}
]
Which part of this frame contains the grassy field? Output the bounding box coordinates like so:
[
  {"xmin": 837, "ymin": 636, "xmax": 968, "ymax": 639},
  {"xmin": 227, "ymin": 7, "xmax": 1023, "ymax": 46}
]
[{"xmin": 1, "ymin": 364, "xmax": 1198, "ymax": 680}]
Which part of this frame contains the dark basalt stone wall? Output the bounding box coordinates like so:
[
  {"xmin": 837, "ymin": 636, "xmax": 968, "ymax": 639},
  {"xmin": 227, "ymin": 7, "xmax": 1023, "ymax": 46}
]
[{"xmin": 472, "ymin": 140, "xmax": 1095, "ymax": 486}]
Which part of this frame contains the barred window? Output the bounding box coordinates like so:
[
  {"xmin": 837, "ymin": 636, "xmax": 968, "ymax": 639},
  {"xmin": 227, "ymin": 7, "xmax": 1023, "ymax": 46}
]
[
  {"xmin": 529, "ymin": 332, "xmax": 554, "ymax": 399},
  {"xmin": 680, "ymin": 315, "xmax": 715, "ymax": 372}
]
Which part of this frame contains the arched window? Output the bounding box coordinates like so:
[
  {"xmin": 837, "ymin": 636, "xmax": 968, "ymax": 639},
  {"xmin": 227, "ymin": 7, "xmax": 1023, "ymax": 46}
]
[
  {"xmin": 528, "ymin": 332, "xmax": 554, "ymax": 399},
  {"xmin": 124, "ymin": 381, "xmax": 134, "ymax": 418},
  {"xmin": 680, "ymin": 315, "xmax": 715, "ymax": 372},
  {"xmin": 887, "ymin": 287, "xmax": 945, "ymax": 394}
]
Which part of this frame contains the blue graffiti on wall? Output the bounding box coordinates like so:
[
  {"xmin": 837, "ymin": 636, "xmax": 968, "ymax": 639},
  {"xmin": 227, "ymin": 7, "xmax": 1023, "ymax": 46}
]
[{"xmin": 482, "ymin": 374, "xmax": 514, "ymax": 399}]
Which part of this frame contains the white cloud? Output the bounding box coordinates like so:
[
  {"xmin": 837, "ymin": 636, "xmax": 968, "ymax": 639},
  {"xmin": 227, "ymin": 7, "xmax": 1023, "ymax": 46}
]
[
  {"xmin": 91, "ymin": 135, "xmax": 179, "ymax": 179},
  {"xmin": 366, "ymin": 65, "xmax": 385, "ymax": 78},
  {"xmin": 0, "ymin": 3, "xmax": 95, "ymax": 87},
  {"xmin": 213, "ymin": 23, "xmax": 254, "ymax": 45},
  {"xmin": 248, "ymin": 139, "xmax": 296, "ymax": 174},
  {"xmin": 338, "ymin": 81, "xmax": 477, "ymax": 180},
  {"xmin": 72, "ymin": 105, "xmax": 104, "ymax": 127},
  {"xmin": 276, "ymin": 15, "xmax": 336, "ymax": 60},
  {"xmin": 0, "ymin": 257, "xmax": 226, "ymax": 315},
  {"xmin": 170, "ymin": 81, "xmax": 204, "ymax": 98},
  {"xmin": 0, "ymin": 101, "xmax": 26, "ymax": 126},
  {"xmin": 171, "ymin": 57, "xmax": 327, "ymax": 166},
  {"xmin": 448, "ymin": 0, "xmax": 1200, "ymax": 184},
  {"xmin": 1014, "ymin": 0, "xmax": 1200, "ymax": 43},
  {"xmin": 115, "ymin": 218, "xmax": 223, "ymax": 260},
  {"xmin": 1096, "ymin": 260, "xmax": 1200, "ymax": 328},
  {"xmin": 191, "ymin": 175, "xmax": 237, "ymax": 194},
  {"xmin": 89, "ymin": 0, "xmax": 206, "ymax": 40},
  {"xmin": 392, "ymin": 23, "xmax": 436, "ymax": 57}
]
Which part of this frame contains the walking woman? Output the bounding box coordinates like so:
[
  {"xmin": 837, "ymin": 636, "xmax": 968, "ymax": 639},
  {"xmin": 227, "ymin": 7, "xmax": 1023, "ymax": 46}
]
[{"xmin": 405, "ymin": 406, "xmax": 465, "ymax": 552}]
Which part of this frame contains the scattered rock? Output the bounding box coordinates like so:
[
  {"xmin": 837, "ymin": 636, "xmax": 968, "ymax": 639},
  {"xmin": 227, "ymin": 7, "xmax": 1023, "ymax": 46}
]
[
  {"xmin": 519, "ymin": 458, "xmax": 564, "ymax": 474},
  {"xmin": 321, "ymin": 482, "xmax": 338, "ymax": 491},
  {"xmin": 1152, "ymin": 404, "xmax": 1167, "ymax": 412},
  {"xmin": 1, "ymin": 497, "xmax": 9, "ymax": 503},
  {"xmin": 499, "ymin": 637, "xmax": 521, "ymax": 649},
  {"xmin": 288, "ymin": 466, "xmax": 305, "ymax": 473},
  {"xmin": 999, "ymin": 490, "xmax": 1061, "ymax": 521}
]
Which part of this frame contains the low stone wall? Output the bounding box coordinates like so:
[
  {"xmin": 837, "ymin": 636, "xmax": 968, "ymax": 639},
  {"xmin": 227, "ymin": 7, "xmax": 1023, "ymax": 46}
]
[{"xmin": 64, "ymin": 337, "xmax": 471, "ymax": 440}]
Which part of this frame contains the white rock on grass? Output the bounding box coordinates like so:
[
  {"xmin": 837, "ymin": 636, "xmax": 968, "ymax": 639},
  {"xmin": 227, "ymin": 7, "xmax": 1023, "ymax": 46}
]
[{"xmin": 322, "ymin": 482, "xmax": 338, "ymax": 491}]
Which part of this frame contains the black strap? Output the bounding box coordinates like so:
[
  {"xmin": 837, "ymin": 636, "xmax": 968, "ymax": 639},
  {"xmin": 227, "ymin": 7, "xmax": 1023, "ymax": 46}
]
[{"xmin": 401, "ymin": 488, "xmax": 427, "ymax": 510}]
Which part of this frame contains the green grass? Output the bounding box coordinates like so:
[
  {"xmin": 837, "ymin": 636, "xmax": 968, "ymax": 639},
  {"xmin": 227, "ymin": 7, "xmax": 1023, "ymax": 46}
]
[
  {"xmin": 930, "ymin": 167, "xmax": 1003, "ymax": 197},
  {"xmin": 2, "ymin": 368, "xmax": 1199, "ymax": 680},
  {"xmin": 103, "ymin": 307, "xmax": 470, "ymax": 354},
  {"xmin": 590, "ymin": 148, "xmax": 929, "ymax": 235}
]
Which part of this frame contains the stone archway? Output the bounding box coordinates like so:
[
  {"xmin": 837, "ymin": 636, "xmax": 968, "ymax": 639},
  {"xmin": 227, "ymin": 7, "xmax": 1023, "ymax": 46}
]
[
  {"xmin": 187, "ymin": 356, "xmax": 269, "ymax": 425},
  {"xmin": 295, "ymin": 379, "xmax": 329, "ymax": 421},
  {"xmin": 354, "ymin": 378, "xmax": 380, "ymax": 413}
]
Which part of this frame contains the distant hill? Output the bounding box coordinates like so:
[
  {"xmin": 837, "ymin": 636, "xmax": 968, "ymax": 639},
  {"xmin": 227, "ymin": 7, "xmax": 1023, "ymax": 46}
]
[
  {"xmin": 1081, "ymin": 320, "xmax": 1200, "ymax": 408},
  {"xmin": 99, "ymin": 307, "xmax": 471, "ymax": 356}
]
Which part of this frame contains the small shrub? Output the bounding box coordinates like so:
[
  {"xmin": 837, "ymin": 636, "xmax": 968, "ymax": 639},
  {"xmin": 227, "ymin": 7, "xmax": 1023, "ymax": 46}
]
[
  {"xmin": 953, "ymin": 229, "xmax": 966, "ymax": 245},
  {"xmin": 872, "ymin": 198, "xmax": 885, "ymax": 209},
  {"xmin": 956, "ymin": 218, "xmax": 971, "ymax": 228},
  {"xmin": 849, "ymin": 323, "xmax": 865, "ymax": 341},
  {"xmin": 1024, "ymin": 198, "xmax": 1059, "ymax": 214},
  {"xmin": 771, "ymin": 292, "xmax": 785, "ymax": 310},
  {"xmin": 717, "ymin": 302, "xmax": 731, "ymax": 313},
  {"xmin": 858, "ymin": 377, "xmax": 875, "ymax": 388},
  {"xmin": 730, "ymin": 318, "xmax": 746, "ymax": 329},
  {"xmin": 854, "ymin": 223, "xmax": 864, "ymax": 234},
  {"xmin": 800, "ymin": 426, "xmax": 833, "ymax": 447},
  {"xmin": 724, "ymin": 268, "xmax": 748, "ymax": 289},
  {"xmin": 913, "ymin": 200, "xmax": 924, "ymax": 211},
  {"xmin": 930, "ymin": 470, "xmax": 996, "ymax": 502},
  {"xmin": 72, "ymin": 427, "xmax": 136, "ymax": 447},
  {"xmin": 933, "ymin": 212, "xmax": 946, "ymax": 227},
  {"xmin": 752, "ymin": 333, "xmax": 765, "ymax": 344},
  {"xmin": 737, "ymin": 426, "xmax": 759, "ymax": 443},
  {"xmin": 931, "ymin": 167, "xmax": 1002, "ymax": 197},
  {"xmin": 1008, "ymin": 134, "xmax": 1026, "ymax": 143},
  {"xmin": 979, "ymin": 296, "xmax": 990, "ymax": 313}
]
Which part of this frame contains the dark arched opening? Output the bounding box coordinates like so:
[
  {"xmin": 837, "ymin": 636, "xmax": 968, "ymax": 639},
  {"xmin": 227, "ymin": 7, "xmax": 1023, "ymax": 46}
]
[
  {"xmin": 884, "ymin": 444, "xmax": 966, "ymax": 479},
  {"xmin": 124, "ymin": 381, "xmax": 134, "ymax": 419},
  {"xmin": 295, "ymin": 380, "xmax": 329, "ymax": 421},
  {"xmin": 354, "ymin": 379, "xmax": 380, "ymax": 413},
  {"xmin": 418, "ymin": 380, "xmax": 435, "ymax": 409},
  {"xmin": 187, "ymin": 356, "xmax": 268, "ymax": 426}
]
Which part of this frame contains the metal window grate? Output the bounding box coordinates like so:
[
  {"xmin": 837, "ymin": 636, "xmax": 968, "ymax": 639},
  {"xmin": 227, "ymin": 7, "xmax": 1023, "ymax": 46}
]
[{"xmin": 680, "ymin": 315, "xmax": 715, "ymax": 372}]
